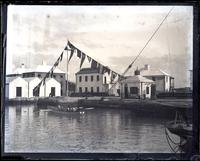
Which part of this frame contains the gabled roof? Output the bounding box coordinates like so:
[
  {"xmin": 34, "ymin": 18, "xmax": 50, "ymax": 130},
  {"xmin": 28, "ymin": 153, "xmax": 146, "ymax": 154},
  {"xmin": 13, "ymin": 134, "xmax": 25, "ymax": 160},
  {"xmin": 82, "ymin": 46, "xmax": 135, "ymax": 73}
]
[
  {"xmin": 120, "ymin": 75, "xmax": 154, "ymax": 83},
  {"xmin": 6, "ymin": 77, "xmax": 17, "ymax": 83},
  {"xmin": 140, "ymin": 68, "xmax": 170, "ymax": 76},
  {"xmin": 13, "ymin": 65, "xmax": 65, "ymax": 74},
  {"xmin": 76, "ymin": 68, "xmax": 100, "ymax": 75},
  {"xmin": 23, "ymin": 77, "xmax": 41, "ymax": 82}
]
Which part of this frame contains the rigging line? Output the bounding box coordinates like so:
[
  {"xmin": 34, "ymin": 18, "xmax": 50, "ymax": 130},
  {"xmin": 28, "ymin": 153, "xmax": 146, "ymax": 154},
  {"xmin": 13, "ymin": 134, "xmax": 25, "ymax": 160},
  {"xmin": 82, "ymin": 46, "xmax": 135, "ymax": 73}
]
[
  {"xmin": 122, "ymin": 7, "xmax": 174, "ymax": 76},
  {"xmin": 109, "ymin": 7, "xmax": 174, "ymax": 90}
]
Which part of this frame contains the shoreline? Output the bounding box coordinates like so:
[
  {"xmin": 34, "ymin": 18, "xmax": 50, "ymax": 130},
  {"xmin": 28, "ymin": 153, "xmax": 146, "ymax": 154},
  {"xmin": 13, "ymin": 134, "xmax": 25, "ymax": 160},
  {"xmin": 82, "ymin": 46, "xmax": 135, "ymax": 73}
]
[{"xmin": 4, "ymin": 96, "xmax": 192, "ymax": 119}]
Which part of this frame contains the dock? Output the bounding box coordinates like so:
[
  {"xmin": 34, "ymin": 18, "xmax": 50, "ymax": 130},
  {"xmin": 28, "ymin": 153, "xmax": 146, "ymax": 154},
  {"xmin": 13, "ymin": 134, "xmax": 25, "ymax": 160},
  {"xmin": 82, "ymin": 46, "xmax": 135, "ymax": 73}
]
[{"xmin": 5, "ymin": 96, "xmax": 192, "ymax": 119}]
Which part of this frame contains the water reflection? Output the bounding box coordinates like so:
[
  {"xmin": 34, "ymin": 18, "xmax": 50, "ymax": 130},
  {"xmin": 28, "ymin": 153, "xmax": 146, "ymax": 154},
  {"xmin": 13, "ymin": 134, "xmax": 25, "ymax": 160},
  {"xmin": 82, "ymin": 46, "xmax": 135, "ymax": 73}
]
[{"xmin": 5, "ymin": 105, "xmax": 179, "ymax": 153}]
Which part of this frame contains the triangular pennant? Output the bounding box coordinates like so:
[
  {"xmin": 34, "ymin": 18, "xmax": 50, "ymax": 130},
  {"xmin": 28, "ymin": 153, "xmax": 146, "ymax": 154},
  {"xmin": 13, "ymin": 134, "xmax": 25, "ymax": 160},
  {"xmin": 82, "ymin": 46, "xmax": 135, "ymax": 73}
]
[
  {"xmin": 69, "ymin": 49, "xmax": 74, "ymax": 62},
  {"xmin": 80, "ymin": 53, "xmax": 86, "ymax": 68},
  {"xmin": 91, "ymin": 59, "xmax": 97, "ymax": 69},
  {"xmin": 87, "ymin": 56, "xmax": 91, "ymax": 62},
  {"xmin": 64, "ymin": 46, "xmax": 68, "ymax": 50},
  {"xmin": 77, "ymin": 49, "xmax": 82, "ymax": 58},
  {"xmin": 43, "ymin": 77, "xmax": 46, "ymax": 85},
  {"xmin": 60, "ymin": 52, "xmax": 63, "ymax": 62}
]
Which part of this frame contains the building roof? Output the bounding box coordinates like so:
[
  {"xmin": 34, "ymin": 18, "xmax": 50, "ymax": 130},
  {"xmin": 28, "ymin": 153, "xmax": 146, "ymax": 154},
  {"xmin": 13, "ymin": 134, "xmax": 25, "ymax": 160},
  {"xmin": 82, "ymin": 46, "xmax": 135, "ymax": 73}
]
[
  {"xmin": 120, "ymin": 75, "xmax": 154, "ymax": 83},
  {"xmin": 140, "ymin": 68, "xmax": 171, "ymax": 76},
  {"xmin": 23, "ymin": 77, "xmax": 41, "ymax": 82},
  {"xmin": 13, "ymin": 64, "xmax": 65, "ymax": 74},
  {"xmin": 6, "ymin": 77, "xmax": 18, "ymax": 83},
  {"xmin": 76, "ymin": 68, "xmax": 100, "ymax": 75}
]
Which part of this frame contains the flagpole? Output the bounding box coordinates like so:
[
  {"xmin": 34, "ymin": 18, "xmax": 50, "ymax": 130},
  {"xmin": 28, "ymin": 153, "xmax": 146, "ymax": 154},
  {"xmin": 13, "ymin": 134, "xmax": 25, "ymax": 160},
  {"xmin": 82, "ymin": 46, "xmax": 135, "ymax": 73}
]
[{"xmin": 66, "ymin": 47, "xmax": 69, "ymax": 99}]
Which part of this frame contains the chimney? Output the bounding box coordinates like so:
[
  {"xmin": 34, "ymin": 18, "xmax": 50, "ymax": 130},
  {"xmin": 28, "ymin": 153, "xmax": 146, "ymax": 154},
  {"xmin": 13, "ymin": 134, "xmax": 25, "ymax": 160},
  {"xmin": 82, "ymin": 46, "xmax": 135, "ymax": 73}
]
[
  {"xmin": 134, "ymin": 68, "xmax": 140, "ymax": 75},
  {"xmin": 144, "ymin": 64, "xmax": 150, "ymax": 70}
]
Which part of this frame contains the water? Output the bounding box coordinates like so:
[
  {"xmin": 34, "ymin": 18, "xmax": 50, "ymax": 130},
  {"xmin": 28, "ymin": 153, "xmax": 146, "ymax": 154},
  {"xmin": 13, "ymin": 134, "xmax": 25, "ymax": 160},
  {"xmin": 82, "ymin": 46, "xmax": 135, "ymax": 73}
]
[{"xmin": 4, "ymin": 105, "xmax": 179, "ymax": 153}]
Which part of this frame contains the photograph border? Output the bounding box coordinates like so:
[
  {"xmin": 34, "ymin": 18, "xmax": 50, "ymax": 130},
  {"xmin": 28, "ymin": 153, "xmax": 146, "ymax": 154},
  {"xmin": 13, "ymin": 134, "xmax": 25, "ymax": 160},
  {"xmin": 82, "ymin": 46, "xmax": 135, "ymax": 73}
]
[{"xmin": 1, "ymin": 0, "xmax": 199, "ymax": 160}]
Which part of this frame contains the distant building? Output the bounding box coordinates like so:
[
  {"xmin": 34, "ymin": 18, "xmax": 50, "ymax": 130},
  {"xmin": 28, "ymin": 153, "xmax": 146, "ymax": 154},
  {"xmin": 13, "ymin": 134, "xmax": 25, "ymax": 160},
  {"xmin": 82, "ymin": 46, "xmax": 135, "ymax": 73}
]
[
  {"xmin": 75, "ymin": 68, "xmax": 109, "ymax": 96},
  {"xmin": 120, "ymin": 69, "xmax": 155, "ymax": 99},
  {"xmin": 6, "ymin": 61, "xmax": 66, "ymax": 96},
  {"xmin": 140, "ymin": 64, "xmax": 174, "ymax": 93}
]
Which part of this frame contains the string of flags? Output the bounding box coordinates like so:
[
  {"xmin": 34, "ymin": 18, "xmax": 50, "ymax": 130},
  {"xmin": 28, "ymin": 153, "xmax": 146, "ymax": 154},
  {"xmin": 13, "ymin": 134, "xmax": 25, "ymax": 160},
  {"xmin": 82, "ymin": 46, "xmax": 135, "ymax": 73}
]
[
  {"xmin": 33, "ymin": 50, "xmax": 65, "ymax": 96},
  {"xmin": 67, "ymin": 40, "xmax": 122, "ymax": 81},
  {"xmin": 33, "ymin": 40, "xmax": 122, "ymax": 96}
]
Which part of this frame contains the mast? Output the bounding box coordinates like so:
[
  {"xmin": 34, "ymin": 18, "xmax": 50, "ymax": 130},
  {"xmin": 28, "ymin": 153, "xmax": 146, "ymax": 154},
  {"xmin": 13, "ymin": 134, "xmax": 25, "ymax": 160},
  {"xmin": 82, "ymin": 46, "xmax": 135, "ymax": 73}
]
[{"xmin": 66, "ymin": 47, "xmax": 69, "ymax": 98}]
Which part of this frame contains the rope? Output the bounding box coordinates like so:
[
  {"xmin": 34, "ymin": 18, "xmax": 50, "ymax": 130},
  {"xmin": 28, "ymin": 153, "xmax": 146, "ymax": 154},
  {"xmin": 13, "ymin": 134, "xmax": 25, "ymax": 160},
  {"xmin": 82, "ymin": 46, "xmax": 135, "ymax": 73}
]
[{"xmin": 108, "ymin": 7, "xmax": 174, "ymax": 92}]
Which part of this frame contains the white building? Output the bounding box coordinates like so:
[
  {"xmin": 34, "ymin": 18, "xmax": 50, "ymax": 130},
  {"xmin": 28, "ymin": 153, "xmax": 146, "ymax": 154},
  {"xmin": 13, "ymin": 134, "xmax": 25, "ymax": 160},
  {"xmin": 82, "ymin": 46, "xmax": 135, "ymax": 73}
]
[
  {"xmin": 140, "ymin": 64, "xmax": 174, "ymax": 93},
  {"xmin": 6, "ymin": 77, "xmax": 28, "ymax": 99},
  {"xmin": 6, "ymin": 77, "xmax": 61, "ymax": 99},
  {"xmin": 7, "ymin": 62, "xmax": 66, "ymax": 96},
  {"xmin": 39, "ymin": 78, "xmax": 61, "ymax": 97},
  {"xmin": 120, "ymin": 70, "xmax": 155, "ymax": 99},
  {"xmin": 75, "ymin": 68, "xmax": 111, "ymax": 95}
]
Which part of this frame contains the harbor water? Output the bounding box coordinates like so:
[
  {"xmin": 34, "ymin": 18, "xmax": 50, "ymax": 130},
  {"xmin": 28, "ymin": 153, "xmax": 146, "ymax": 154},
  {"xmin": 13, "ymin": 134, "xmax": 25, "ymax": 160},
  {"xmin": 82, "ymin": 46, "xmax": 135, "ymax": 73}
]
[{"xmin": 4, "ymin": 104, "xmax": 179, "ymax": 153}]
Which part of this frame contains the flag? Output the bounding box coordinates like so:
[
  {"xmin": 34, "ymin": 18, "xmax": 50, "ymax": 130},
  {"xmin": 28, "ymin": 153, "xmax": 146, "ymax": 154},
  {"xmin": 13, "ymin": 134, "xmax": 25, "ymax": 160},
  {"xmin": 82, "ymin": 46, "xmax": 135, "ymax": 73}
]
[
  {"xmin": 80, "ymin": 52, "xmax": 86, "ymax": 68},
  {"xmin": 68, "ymin": 40, "xmax": 75, "ymax": 49},
  {"xmin": 64, "ymin": 46, "xmax": 68, "ymax": 50},
  {"xmin": 60, "ymin": 51, "xmax": 63, "ymax": 62},
  {"xmin": 54, "ymin": 59, "xmax": 59, "ymax": 67},
  {"xmin": 50, "ymin": 70, "xmax": 54, "ymax": 77},
  {"xmin": 46, "ymin": 72, "xmax": 50, "ymax": 78},
  {"xmin": 91, "ymin": 59, "xmax": 97, "ymax": 69},
  {"xmin": 87, "ymin": 56, "xmax": 91, "ymax": 62},
  {"xmin": 69, "ymin": 49, "xmax": 74, "ymax": 62},
  {"xmin": 77, "ymin": 49, "xmax": 82, "ymax": 58},
  {"xmin": 103, "ymin": 66, "xmax": 110, "ymax": 75},
  {"xmin": 43, "ymin": 77, "xmax": 46, "ymax": 85}
]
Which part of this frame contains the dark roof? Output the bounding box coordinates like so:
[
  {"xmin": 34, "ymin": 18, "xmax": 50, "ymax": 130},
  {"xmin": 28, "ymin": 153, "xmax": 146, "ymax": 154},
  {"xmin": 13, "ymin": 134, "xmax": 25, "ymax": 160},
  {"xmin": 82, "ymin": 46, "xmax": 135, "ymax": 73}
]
[{"xmin": 76, "ymin": 68, "xmax": 100, "ymax": 75}]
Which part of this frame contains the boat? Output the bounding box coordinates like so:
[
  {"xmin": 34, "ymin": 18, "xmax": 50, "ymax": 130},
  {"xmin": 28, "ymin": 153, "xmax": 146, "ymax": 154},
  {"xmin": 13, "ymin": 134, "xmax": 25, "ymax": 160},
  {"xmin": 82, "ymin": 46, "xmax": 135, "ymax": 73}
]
[
  {"xmin": 165, "ymin": 111, "xmax": 192, "ymax": 154},
  {"xmin": 165, "ymin": 120, "xmax": 192, "ymax": 138},
  {"xmin": 48, "ymin": 104, "xmax": 85, "ymax": 115}
]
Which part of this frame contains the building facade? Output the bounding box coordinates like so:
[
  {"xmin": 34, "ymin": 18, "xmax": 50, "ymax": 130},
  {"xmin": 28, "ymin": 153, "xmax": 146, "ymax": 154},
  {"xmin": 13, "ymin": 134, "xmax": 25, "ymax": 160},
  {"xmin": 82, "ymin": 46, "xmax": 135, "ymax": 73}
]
[
  {"xmin": 140, "ymin": 64, "xmax": 174, "ymax": 93},
  {"xmin": 120, "ymin": 70, "xmax": 155, "ymax": 99},
  {"xmin": 75, "ymin": 68, "xmax": 109, "ymax": 95},
  {"xmin": 6, "ymin": 62, "xmax": 66, "ymax": 96},
  {"xmin": 6, "ymin": 77, "xmax": 61, "ymax": 99},
  {"xmin": 6, "ymin": 77, "xmax": 28, "ymax": 99}
]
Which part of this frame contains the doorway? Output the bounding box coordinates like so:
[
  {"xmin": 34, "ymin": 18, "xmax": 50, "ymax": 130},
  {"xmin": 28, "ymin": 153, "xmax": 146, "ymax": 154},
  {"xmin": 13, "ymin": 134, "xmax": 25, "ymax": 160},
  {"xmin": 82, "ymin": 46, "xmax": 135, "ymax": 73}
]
[
  {"xmin": 51, "ymin": 87, "xmax": 55, "ymax": 96},
  {"xmin": 124, "ymin": 84, "xmax": 128, "ymax": 98},
  {"xmin": 16, "ymin": 87, "xmax": 22, "ymax": 97}
]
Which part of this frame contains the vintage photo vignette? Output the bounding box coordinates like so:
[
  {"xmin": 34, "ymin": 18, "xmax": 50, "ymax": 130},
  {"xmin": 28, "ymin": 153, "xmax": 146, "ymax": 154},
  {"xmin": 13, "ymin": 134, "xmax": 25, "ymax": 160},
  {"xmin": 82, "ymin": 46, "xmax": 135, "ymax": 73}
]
[{"xmin": 1, "ymin": 1, "xmax": 199, "ymax": 160}]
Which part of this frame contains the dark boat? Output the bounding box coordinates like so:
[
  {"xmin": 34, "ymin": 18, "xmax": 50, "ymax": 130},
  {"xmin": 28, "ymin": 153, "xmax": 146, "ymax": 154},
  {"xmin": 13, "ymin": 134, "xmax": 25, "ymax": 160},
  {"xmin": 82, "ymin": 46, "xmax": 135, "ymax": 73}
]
[{"xmin": 165, "ymin": 120, "xmax": 192, "ymax": 138}]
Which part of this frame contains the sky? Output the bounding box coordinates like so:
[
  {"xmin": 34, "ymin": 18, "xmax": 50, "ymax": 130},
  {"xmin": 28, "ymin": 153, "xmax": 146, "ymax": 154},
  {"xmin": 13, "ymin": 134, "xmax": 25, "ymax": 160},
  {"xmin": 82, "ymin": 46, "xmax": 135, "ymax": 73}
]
[{"xmin": 6, "ymin": 5, "xmax": 193, "ymax": 88}]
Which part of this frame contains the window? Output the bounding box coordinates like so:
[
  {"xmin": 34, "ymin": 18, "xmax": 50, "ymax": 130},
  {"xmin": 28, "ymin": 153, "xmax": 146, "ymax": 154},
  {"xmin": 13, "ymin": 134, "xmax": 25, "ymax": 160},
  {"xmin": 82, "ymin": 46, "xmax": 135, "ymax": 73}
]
[
  {"xmin": 104, "ymin": 77, "xmax": 107, "ymax": 84},
  {"xmin": 79, "ymin": 76, "xmax": 82, "ymax": 82},
  {"xmin": 152, "ymin": 77, "xmax": 156, "ymax": 81},
  {"xmin": 97, "ymin": 75, "xmax": 99, "ymax": 81},
  {"xmin": 60, "ymin": 75, "xmax": 63, "ymax": 78},
  {"xmin": 79, "ymin": 87, "xmax": 82, "ymax": 93},
  {"xmin": 91, "ymin": 87, "xmax": 93, "ymax": 93},
  {"xmin": 91, "ymin": 75, "xmax": 93, "ymax": 82},
  {"xmin": 97, "ymin": 87, "xmax": 99, "ymax": 93},
  {"xmin": 16, "ymin": 87, "xmax": 22, "ymax": 97},
  {"xmin": 146, "ymin": 87, "xmax": 149, "ymax": 94},
  {"xmin": 38, "ymin": 74, "xmax": 41, "ymax": 78},
  {"xmin": 85, "ymin": 87, "xmax": 88, "ymax": 93},
  {"xmin": 130, "ymin": 87, "xmax": 138, "ymax": 94},
  {"xmin": 85, "ymin": 76, "xmax": 88, "ymax": 82}
]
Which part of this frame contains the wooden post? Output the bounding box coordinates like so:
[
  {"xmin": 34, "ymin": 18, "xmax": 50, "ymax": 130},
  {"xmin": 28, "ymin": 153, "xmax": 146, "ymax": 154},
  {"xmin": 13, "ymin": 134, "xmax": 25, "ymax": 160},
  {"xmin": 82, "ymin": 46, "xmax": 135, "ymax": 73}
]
[{"xmin": 66, "ymin": 48, "xmax": 69, "ymax": 99}]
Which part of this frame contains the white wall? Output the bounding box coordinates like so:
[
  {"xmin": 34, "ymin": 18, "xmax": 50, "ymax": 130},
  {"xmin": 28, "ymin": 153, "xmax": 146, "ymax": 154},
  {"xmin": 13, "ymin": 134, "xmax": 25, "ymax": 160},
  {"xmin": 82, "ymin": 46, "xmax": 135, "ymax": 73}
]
[
  {"xmin": 28, "ymin": 78, "xmax": 41, "ymax": 97},
  {"xmin": 76, "ymin": 73, "xmax": 106, "ymax": 93},
  {"xmin": 44, "ymin": 78, "xmax": 61, "ymax": 97},
  {"xmin": 9, "ymin": 77, "xmax": 28, "ymax": 99}
]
